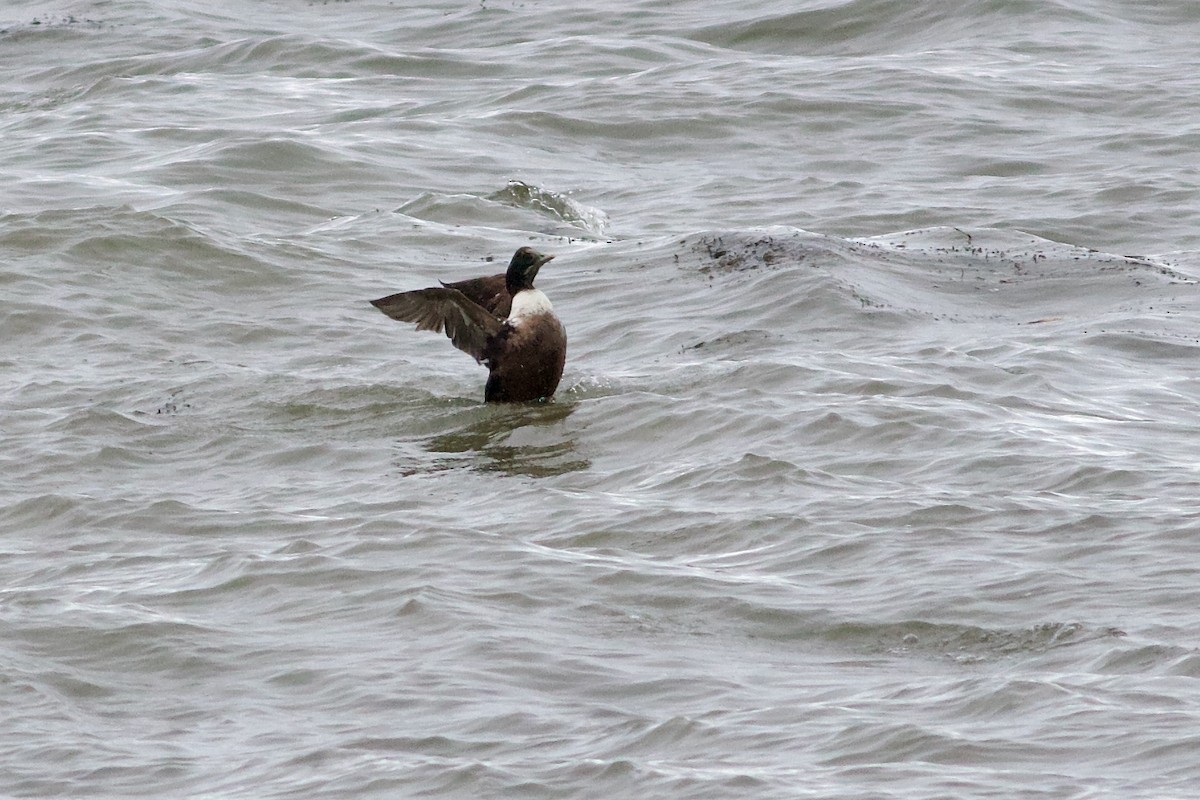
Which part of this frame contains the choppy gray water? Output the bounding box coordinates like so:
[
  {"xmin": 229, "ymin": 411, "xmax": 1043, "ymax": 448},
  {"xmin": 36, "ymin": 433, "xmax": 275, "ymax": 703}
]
[{"xmin": 5, "ymin": 1, "xmax": 1200, "ymax": 797}]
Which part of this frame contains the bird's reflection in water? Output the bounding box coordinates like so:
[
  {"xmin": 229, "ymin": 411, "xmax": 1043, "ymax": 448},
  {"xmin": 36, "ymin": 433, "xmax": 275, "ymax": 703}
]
[{"xmin": 423, "ymin": 400, "xmax": 588, "ymax": 477}]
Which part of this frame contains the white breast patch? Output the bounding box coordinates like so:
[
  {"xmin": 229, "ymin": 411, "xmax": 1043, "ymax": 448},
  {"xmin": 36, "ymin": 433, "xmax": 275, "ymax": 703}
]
[{"xmin": 508, "ymin": 289, "xmax": 554, "ymax": 323}]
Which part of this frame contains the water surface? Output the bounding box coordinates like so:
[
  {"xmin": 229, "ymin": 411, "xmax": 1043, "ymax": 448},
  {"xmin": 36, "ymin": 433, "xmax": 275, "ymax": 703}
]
[{"xmin": 4, "ymin": 1, "xmax": 1200, "ymax": 797}]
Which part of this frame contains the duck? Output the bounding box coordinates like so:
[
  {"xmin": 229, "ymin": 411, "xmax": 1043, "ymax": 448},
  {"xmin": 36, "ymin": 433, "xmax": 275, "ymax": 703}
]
[{"xmin": 370, "ymin": 247, "xmax": 566, "ymax": 403}]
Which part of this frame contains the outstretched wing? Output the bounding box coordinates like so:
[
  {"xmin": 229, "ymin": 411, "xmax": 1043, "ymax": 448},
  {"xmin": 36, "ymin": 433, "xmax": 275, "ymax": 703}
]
[
  {"xmin": 440, "ymin": 273, "xmax": 510, "ymax": 318},
  {"xmin": 370, "ymin": 287, "xmax": 504, "ymax": 363}
]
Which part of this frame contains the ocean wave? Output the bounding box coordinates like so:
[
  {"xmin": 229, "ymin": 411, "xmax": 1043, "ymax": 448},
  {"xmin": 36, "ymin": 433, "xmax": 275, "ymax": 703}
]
[
  {"xmin": 686, "ymin": 0, "xmax": 1106, "ymax": 55},
  {"xmin": 397, "ymin": 182, "xmax": 610, "ymax": 238}
]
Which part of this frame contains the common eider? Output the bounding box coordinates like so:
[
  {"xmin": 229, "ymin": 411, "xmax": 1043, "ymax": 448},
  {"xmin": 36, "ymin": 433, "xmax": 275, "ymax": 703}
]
[{"xmin": 370, "ymin": 247, "xmax": 566, "ymax": 403}]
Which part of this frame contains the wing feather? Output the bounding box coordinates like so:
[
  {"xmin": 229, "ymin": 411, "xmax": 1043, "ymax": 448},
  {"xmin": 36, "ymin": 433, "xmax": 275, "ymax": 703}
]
[
  {"xmin": 370, "ymin": 287, "xmax": 503, "ymax": 363},
  {"xmin": 440, "ymin": 274, "xmax": 510, "ymax": 318}
]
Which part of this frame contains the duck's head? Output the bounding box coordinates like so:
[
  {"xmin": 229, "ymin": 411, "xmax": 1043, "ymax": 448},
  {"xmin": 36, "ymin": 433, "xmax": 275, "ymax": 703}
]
[{"xmin": 505, "ymin": 247, "xmax": 555, "ymax": 294}]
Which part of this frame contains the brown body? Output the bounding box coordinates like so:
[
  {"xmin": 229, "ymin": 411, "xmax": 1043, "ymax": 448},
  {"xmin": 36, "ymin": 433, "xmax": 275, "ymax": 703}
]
[
  {"xmin": 370, "ymin": 247, "xmax": 566, "ymax": 403},
  {"xmin": 483, "ymin": 311, "xmax": 567, "ymax": 402}
]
